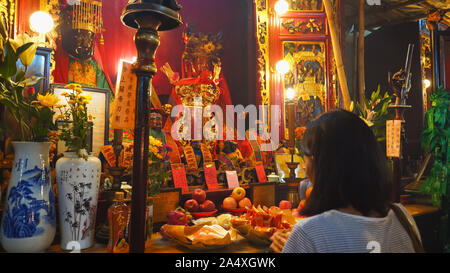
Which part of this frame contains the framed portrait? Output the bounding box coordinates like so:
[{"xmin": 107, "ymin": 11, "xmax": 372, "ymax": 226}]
[
  {"xmin": 274, "ymin": 153, "xmax": 306, "ymax": 182},
  {"xmin": 282, "ymin": 41, "xmax": 327, "ymax": 140},
  {"xmin": 51, "ymin": 83, "xmax": 110, "ymax": 156},
  {"xmin": 16, "ymin": 47, "xmax": 52, "ymax": 93}
]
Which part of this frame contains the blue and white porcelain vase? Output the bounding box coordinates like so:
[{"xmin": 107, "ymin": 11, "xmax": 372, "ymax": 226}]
[
  {"xmin": 56, "ymin": 152, "xmax": 101, "ymax": 250},
  {"xmin": 0, "ymin": 142, "xmax": 56, "ymax": 253}
]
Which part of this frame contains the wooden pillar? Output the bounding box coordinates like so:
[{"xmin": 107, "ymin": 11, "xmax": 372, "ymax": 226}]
[
  {"xmin": 323, "ymin": 0, "xmax": 351, "ymax": 111},
  {"xmin": 358, "ymin": 0, "xmax": 365, "ymax": 106},
  {"xmin": 121, "ymin": 0, "xmax": 182, "ymax": 253}
]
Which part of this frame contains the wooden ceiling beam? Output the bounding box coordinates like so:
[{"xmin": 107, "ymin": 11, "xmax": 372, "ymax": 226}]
[{"xmin": 345, "ymin": 0, "xmax": 426, "ymax": 21}]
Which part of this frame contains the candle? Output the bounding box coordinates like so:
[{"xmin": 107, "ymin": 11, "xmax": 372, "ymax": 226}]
[{"xmin": 287, "ymin": 101, "xmax": 295, "ymax": 161}]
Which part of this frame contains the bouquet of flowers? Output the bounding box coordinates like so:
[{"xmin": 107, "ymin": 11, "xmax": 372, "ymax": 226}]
[
  {"xmin": 55, "ymin": 83, "xmax": 93, "ymax": 159},
  {"xmin": 148, "ymin": 136, "xmax": 172, "ymax": 196},
  {"xmin": 0, "ymin": 23, "xmax": 60, "ymax": 142}
]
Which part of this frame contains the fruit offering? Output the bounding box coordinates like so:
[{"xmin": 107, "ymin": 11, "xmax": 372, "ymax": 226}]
[
  {"xmin": 166, "ymin": 207, "xmax": 192, "ymax": 225},
  {"xmin": 222, "ymin": 187, "xmax": 252, "ymax": 213},
  {"xmin": 184, "ymin": 189, "xmax": 216, "ymax": 213},
  {"xmin": 230, "ymin": 205, "xmax": 296, "ymax": 246}
]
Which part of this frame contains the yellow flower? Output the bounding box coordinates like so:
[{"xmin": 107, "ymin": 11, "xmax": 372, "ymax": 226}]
[
  {"xmin": 149, "ymin": 136, "xmax": 162, "ymax": 147},
  {"xmin": 55, "ymin": 115, "xmax": 65, "ymax": 120},
  {"xmin": 75, "ymin": 87, "xmax": 83, "ymax": 94},
  {"xmin": 37, "ymin": 93, "xmax": 60, "ymax": 108},
  {"xmin": 10, "ymin": 33, "xmax": 38, "ymax": 67},
  {"xmin": 84, "ymin": 94, "xmax": 92, "ymax": 101},
  {"xmin": 68, "ymin": 100, "xmax": 76, "ymax": 105},
  {"xmin": 77, "ymin": 105, "xmax": 85, "ymax": 111},
  {"xmin": 60, "ymin": 92, "xmax": 69, "ymax": 97},
  {"xmin": 149, "ymin": 146, "xmax": 160, "ymax": 156},
  {"xmin": 88, "ymin": 114, "xmax": 94, "ymax": 120},
  {"xmin": 54, "ymin": 104, "xmax": 65, "ymax": 109},
  {"xmin": 64, "ymin": 83, "xmax": 81, "ymax": 90}
]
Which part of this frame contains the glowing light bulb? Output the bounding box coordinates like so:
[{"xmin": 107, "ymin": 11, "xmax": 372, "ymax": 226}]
[
  {"xmin": 276, "ymin": 60, "xmax": 290, "ymax": 75},
  {"xmin": 274, "ymin": 0, "xmax": 289, "ymax": 15},
  {"xmin": 29, "ymin": 11, "xmax": 54, "ymax": 34},
  {"xmin": 286, "ymin": 88, "xmax": 295, "ymax": 101},
  {"xmin": 423, "ymin": 79, "xmax": 431, "ymax": 89}
]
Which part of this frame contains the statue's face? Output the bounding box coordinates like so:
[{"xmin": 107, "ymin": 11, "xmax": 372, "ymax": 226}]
[
  {"xmin": 150, "ymin": 112, "xmax": 162, "ymax": 130},
  {"xmin": 62, "ymin": 29, "xmax": 95, "ymax": 61}
]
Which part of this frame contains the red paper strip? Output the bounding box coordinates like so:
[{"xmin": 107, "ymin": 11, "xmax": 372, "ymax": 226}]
[
  {"xmin": 226, "ymin": 170, "xmax": 240, "ymax": 189},
  {"xmin": 171, "ymin": 164, "xmax": 189, "ymax": 194},
  {"xmin": 255, "ymin": 161, "xmax": 267, "ymax": 182},
  {"xmin": 204, "ymin": 164, "xmax": 219, "ymax": 190}
]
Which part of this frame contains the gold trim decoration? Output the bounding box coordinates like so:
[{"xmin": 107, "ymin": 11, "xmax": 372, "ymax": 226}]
[
  {"xmin": 183, "ymin": 144, "xmax": 198, "ymax": 171},
  {"xmin": 287, "ymin": 0, "xmax": 324, "ymax": 12},
  {"xmin": 1, "ymin": 0, "xmax": 16, "ymax": 38},
  {"xmin": 72, "ymin": 0, "xmax": 103, "ymax": 34},
  {"xmin": 418, "ymin": 19, "xmax": 432, "ymax": 115},
  {"xmin": 281, "ymin": 18, "xmax": 324, "ymax": 34},
  {"xmin": 255, "ymin": 0, "xmax": 270, "ymax": 108}
]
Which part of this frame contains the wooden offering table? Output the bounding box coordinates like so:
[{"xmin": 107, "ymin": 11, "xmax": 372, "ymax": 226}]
[{"xmin": 44, "ymin": 232, "xmax": 271, "ymax": 253}]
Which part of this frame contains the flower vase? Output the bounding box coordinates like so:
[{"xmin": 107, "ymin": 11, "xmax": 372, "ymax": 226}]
[
  {"xmin": 55, "ymin": 152, "xmax": 101, "ymax": 250},
  {"xmin": 0, "ymin": 142, "xmax": 56, "ymax": 253}
]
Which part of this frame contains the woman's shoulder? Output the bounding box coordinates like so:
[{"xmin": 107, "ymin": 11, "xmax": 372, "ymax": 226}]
[{"xmin": 293, "ymin": 210, "xmax": 337, "ymax": 231}]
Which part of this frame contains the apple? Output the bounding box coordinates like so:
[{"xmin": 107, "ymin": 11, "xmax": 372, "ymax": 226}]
[
  {"xmin": 238, "ymin": 197, "xmax": 252, "ymax": 209},
  {"xmin": 231, "ymin": 187, "xmax": 246, "ymax": 201},
  {"xmin": 184, "ymin": 199, "xmax": 199, "ymax": 212},
  {"xmin": 192, "ymin": 188, "xmax": 206, "ymax": 204},
  {"xmin": 223, "ymin": 196, "xmax": 238, "ymax": 210},
  {"xmin": 279, "ymin": 200, "xmax": 292, "ymax": 210},
  {"xmin": 199, "ymin": 200, "xmax": 216, "ymax": 212}
]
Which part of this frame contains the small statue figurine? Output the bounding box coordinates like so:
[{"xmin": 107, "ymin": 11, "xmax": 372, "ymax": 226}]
[{"xmin": 216, "ymin": 140, "xmax": 244, "ymax": 171}]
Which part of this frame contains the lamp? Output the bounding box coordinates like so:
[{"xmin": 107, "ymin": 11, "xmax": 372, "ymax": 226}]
[
  {"xmin": 423, "ymin": 79, "xmax": 431, "ymax": 89},
  {"xmin": 29, "ymin": 11, "xmax": 54, "ymax": 46},
  {"xmin": 274, "ymin": 0, "xmax": 289, "ymax": 15},
  {"xmin": 276, "ymin": 59, "xmax": 290, "ymax": 75}
]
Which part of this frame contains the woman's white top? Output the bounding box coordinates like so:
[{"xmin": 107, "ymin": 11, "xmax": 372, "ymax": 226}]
[{"xmin": 283, "ymin": 203, "xmax": 420, "ymax": 253}]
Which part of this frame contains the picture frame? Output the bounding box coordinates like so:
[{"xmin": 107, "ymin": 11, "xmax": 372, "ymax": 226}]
[
  {"xmin": 16, "ymin": 47, "xmax": 52, "ymax": 93},
  {"xmin": 51, "ymin": 83, "xmax": 110, "ymax": 156}
]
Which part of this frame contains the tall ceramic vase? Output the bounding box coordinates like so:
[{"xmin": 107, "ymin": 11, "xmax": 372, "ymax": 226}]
[
  {"xmin": 56, "ymin": 152, "xmax": 101, "ymax": 250},
  {"xmin": 0, "ymin": 142, "xmax": 56, "ymax": 253}
]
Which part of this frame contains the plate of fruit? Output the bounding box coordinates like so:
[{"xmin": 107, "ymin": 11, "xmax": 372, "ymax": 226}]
[
  {"xmin": 183, "ymin": 189, "xmax": 218, "ymax": 219},
  {"xmin": 221, "ymin": 187, "xmax": 252, "ymax": 216},
  {"xmin": 230, "ymin": 201, "xmax": 297, "ymax": 246}
]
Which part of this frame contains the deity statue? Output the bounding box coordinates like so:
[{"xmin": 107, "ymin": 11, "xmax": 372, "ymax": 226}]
[{"xmin": 56, "ymin": 0, "xmax": 111, "ymax": 90}]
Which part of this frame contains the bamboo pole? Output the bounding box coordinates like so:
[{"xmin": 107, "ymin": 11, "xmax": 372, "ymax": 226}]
[
  {"xmin": 358, "ymin": 0, "xmax": 366, "ymax": 107},
  {"xmin": 323, "ymin": 0, "xmax": 351, "ymax": 111}
]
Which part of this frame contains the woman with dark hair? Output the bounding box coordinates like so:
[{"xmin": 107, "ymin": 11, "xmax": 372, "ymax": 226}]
[{"xmin": 270, "ymin": 109, "xmax": 422, "ymax": 253}]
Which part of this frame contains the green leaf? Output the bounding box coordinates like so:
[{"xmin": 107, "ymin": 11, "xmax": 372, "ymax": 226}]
[
  {"xmin": 23, "ymin": 75, "xmax": 43, "ymax": 87},
  {"xmin": 0, "ymin": 42, "xmax": 18, "ymax": 78},
  {"xmin": 15, "ymin": 68, "xmax": 26, "ymax": 82}
]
